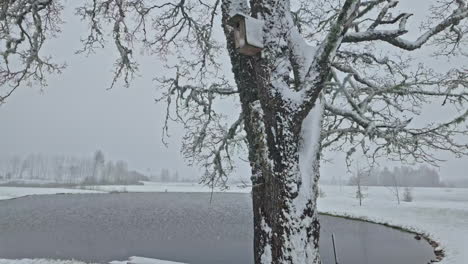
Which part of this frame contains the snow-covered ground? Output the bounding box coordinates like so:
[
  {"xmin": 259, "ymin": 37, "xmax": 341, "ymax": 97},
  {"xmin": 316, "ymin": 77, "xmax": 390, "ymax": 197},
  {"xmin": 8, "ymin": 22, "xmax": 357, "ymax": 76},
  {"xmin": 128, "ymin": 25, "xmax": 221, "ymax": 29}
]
[
  {"xmin": 80, "ymin": 181, "xmax": 251, "ymax": 194},
  {"xmin": 0, "ymin": 186, "xmax": 102, "ymax": 200},
  {"xmin": 0, "ymin": 182, "xmax": 467, "ymax": 264},
  {"xmin": 110, "ymin": 256, "xmax": 186, "ymax": 264},
  {"xmin": 0, "ymin": 259, "xmax": 91, "ymax": 264},
  {"xmin": 317, "ymin": 185, "xmax": 468, "ymax": 264},
  {"xmin": 0, "ymin": 257, "xmax": 186, "ymax": 264}
]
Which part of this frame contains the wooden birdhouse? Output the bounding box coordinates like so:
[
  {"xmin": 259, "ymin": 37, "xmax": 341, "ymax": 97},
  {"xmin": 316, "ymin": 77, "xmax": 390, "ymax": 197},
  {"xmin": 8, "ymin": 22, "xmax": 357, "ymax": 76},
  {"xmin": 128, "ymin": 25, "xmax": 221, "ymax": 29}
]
[{"xmin": 228, "ymin": 13, "xmax": 264, "ymax": 56}]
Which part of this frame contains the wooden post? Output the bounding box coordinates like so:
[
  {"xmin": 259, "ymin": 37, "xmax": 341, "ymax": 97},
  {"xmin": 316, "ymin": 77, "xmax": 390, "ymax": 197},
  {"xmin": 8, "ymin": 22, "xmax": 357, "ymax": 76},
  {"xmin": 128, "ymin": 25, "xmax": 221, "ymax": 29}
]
[{"xmin": 332, "ymin": 233, "xmax": 339, "ymax": 264}]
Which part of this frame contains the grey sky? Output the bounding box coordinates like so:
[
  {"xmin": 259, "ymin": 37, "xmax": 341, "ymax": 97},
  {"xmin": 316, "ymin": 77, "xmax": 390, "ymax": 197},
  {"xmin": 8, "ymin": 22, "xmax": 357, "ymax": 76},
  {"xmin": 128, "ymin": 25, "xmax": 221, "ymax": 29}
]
[{"xmin": 0, "ymin": 1, "xmax": 466, "ymax": 182}]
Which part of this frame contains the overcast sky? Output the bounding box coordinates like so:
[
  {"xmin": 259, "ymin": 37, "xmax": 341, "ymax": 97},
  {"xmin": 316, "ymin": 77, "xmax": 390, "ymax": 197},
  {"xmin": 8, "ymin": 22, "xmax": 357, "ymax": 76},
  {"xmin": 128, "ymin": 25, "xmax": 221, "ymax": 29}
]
[{"xmin": 0, "ymin": 1, "xmax": 466, "ymax": 183}]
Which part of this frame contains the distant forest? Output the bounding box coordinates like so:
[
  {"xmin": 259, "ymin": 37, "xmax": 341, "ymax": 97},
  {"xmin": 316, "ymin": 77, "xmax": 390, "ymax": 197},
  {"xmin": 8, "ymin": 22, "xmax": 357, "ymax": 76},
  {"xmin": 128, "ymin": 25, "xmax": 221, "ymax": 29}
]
[
  {"xmin": 149, "ymin": 168, "xmax": 197, "ymax": 183},
  {"xmin": 0, "ymin": 150, "xmax": 149, "ymax": 186},
  {"xmin": 348, "ymin": 166, "xmax": 443, "ymax": 188}
]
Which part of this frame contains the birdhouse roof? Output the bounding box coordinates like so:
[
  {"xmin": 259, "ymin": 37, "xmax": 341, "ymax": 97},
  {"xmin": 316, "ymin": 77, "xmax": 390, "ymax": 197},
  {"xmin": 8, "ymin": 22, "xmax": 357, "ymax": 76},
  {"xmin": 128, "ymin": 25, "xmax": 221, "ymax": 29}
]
[
  {"xmin": 228, "ymin": 13, "xmax": 264, "ymax": 49},
  {"xmin": 227, "ymin": 13, "xmax": 248, "ymax": 26},
  {"xmin": 244, "ymin": 16, "xmax": 264, "ymax": 48}
]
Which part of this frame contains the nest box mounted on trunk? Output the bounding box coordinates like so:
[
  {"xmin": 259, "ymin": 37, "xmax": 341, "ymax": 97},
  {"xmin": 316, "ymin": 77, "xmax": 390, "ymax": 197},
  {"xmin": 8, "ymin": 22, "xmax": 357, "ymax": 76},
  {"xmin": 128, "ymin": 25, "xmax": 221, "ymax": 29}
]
[{"xmin": 228, "ymin": 13, "xmax": 264, "ymax": 56}]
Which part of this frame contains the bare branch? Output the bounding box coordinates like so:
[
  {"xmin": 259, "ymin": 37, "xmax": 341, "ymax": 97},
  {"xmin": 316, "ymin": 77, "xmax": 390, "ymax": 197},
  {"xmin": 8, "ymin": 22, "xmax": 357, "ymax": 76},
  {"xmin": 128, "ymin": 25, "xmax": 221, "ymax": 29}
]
[
  {"xmin": 0, "ymin": 0, "xmax": 64, "ymax": 104},
  {"xmin": 343, "ymin": 1, "xmax": 468, "ymax": 52}
]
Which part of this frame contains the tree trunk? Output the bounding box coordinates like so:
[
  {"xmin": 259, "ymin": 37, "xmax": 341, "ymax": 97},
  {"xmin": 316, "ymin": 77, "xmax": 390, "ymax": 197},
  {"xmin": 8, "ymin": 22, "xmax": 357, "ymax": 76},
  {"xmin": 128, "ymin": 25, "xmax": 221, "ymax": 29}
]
[
  {"xmin": 221, "ymin": 0, "xmax": 340, "ymax": 262},
  {"xmin": 250, "ymin": 98, "xmax": 324, "ymax": 264}
]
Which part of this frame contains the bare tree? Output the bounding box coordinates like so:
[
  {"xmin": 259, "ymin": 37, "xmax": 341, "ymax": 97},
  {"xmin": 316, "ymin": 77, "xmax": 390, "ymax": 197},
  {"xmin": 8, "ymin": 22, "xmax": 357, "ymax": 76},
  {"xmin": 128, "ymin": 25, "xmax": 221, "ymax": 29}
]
[
  {"xmin": 3, "ymin": 0, "xmax": 468, "ymax": 263},
  {"xmin": 4, "ymin": 156, "xmax": 21, "ymax": 179},
  {"xmin": 388, "ymin": 172, "xmax": 401, "ymax": 205},
  {"xmin": 52, "ymin": 156, "xmax": 65, "ymax": 183},
  {"xmin": 350, "ymin": 166, "xmax": 369, "ymax": 206},
  {"xmin": 92, "ymin": 150, "xmax": 105, "ymax": 183},
  {"xmin": 114, "ymin": 160, "xmax": 128, "ymax": 183}
]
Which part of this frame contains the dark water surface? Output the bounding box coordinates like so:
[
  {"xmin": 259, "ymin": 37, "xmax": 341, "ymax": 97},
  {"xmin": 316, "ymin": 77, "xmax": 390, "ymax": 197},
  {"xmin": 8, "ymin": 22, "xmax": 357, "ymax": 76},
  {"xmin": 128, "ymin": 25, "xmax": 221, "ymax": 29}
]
[{"xmin": 0, "ymin": 193, "xmax": 434, "ymax": 264}]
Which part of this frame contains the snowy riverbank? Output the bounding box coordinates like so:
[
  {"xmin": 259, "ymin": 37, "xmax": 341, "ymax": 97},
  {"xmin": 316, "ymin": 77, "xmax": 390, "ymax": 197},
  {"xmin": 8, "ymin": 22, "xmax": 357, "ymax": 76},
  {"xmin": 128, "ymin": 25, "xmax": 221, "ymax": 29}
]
[
  {"xmin": 0, "ymin": 257, "xmax": 186, "ymax": 264},
  {"xmin": 317, "ymin": 185, "xmax": 468, "ymax": 264},
  {"xmin": 0, "ymin": 183, "xmax": 467, "ymax": 264},
  {"xmin": 0, "ymin": 186, "xmax": 103, "ymax": 200}
]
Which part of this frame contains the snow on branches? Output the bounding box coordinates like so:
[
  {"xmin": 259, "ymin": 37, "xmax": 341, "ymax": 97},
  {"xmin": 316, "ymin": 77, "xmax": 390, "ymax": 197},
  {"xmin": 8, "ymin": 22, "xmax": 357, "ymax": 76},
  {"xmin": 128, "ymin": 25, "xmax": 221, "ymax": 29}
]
[
  {"xmin": 77, "ymin": 0, "xmax": 466, "ymax": 187},
  {"xmin": 2, "ymin": 0, "xmax": 467, "ymax": 188},
  {"xmin": 323, "ymin": 57, "xmax": 468, "ymax": 166},
  {"xmin": 0, "ymin": 0, "xmax": 64, "ymax": 104}
]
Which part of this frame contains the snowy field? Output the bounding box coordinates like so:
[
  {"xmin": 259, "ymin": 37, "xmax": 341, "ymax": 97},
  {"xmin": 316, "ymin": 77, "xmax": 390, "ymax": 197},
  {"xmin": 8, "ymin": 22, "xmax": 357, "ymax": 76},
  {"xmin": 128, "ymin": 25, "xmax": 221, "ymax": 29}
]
[
  {"xmin": 0, "ymin": 186, "xmax": 102, "ymax": 200},
  {"xmin": 317, "ymin": 185, "xmax": 468, "ymax": 264},
  {"xmin": 0, "ymin": 182, "xmax": 248, "ymax": 202},
  {"xmin": 80, "ymin": 181, "xmax": 251, "ymax": 194},
  {"xmin": 0, "ymin": 183, "xmax": 467, "ymax": 264},
  {"xmin": 0, "ymin": 257, "xmax": 186, "ymax": 264}
]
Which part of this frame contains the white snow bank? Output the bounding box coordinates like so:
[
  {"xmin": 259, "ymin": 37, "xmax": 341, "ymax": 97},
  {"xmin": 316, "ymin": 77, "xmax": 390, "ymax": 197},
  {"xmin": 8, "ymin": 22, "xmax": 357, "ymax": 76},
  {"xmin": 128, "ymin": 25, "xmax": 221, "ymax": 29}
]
[
  {"xmin": 0, "ymin": 187, "xmax": 102, "ymax": 201},
  {"xmin": 0, "ymin": 257, "xmax": 186, "ymax": 264},
  {"xmin": 110, "ymin": 256, "xmax": 187, "ymax": 264},
  {"xmin": 0, "ymin": 182, "xmax": 250, "ymax": 202},
  {"xmin": 82, "ymin": 182, "xmax": 251, "ymax": 194},
  {"xmin": 0, "ymin": 259, "xmax": 91, "ymax": 264},
  {"xmin": 318, "ymin": 185, "xmax": 468, "ymax": 264}
]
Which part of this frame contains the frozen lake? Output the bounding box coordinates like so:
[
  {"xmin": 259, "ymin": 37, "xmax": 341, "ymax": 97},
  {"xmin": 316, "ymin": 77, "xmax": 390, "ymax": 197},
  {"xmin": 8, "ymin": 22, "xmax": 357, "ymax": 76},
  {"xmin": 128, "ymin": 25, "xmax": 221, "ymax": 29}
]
[{"xmin": 0, "ymin": 193, "xmax": 435, "ymax": 264}]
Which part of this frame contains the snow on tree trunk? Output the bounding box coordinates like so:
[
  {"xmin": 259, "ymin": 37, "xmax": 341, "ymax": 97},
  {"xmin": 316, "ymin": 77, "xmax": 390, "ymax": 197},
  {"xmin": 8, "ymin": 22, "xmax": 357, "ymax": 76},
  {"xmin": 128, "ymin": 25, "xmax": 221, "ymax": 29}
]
[{"xmin": 250, "ymin": 97, "xmax": 324, "ymax": 264}]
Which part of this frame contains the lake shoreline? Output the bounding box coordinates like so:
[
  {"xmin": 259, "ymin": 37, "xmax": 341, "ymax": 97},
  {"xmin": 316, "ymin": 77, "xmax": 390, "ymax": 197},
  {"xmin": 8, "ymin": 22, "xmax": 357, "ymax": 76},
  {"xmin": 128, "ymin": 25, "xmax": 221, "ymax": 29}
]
[{"xmin": 0, "ymin": 191, "xmax": 436, "ymax": 264}]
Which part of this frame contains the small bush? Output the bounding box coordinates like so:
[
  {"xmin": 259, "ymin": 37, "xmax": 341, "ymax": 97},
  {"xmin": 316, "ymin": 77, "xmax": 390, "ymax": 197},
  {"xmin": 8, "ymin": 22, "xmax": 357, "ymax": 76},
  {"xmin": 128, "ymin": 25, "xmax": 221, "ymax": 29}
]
[
  {"xmin": 318, "ymin": 187, "xmax": 326, "ymax": 198},
  {"xmin": 403, "ymin": 187, "xmax": 413, "ymax": 202}
]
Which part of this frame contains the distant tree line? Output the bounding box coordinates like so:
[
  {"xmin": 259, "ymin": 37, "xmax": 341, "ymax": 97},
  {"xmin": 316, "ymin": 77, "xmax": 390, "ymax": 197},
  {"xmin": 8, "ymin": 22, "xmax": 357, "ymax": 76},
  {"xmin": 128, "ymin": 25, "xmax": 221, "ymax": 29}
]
[
  {"xmin": 0, "ymin": 150, "xmax": 149, "ymax": 186},
  {"xmin": 348, "ymin": 165, "xmax": 442, "ymax": 188},
  {"xmin": 150, "ymin": 168, "xmax": 196, "ymax": 183},
  {"xmin": 444, "ymin": 179, "xmax": 468, "ymax": 188}
]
